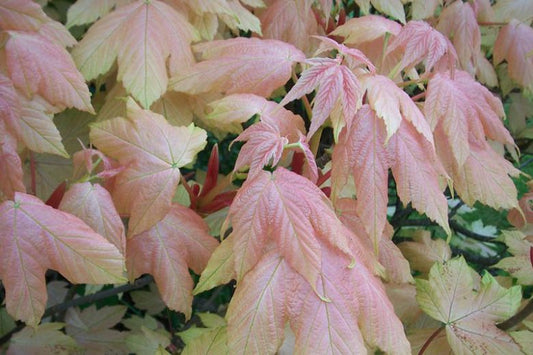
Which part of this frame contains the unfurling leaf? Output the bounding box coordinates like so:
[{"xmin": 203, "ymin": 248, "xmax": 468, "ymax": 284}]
[
  {"xmin": 416, "ymin": 257, "xmax": 522, "ymax": 354},
  {"xmin": 90, "ymin": 98, "xmax": 207, "ymax": 236},
  {"xmin": 0, "ymin": 192, "xmax": 125, "ymax": 326},
  {"xmin": 280, "ymin": 57, "xmax": 363, "ymax": 139}
]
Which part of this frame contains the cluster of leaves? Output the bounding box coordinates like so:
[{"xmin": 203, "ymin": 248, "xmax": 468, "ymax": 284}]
[{"xmin": 0, "ymin": 0, "xmax": 533, "ymax": 353}]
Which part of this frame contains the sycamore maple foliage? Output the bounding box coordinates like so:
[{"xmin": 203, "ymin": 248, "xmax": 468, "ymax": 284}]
[{"xmin": 1, "ymin": 0, "xmax": 533, "ymax": 354}]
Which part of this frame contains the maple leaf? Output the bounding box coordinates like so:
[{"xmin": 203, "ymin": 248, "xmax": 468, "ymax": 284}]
[
  {"xmin": 493, "ymin": 0, "xmax": 533, "ymax": 25},
  {"xmin": 0, "ymin": 73, "xmax": 21, "ymax": 138},
  {"xmin": 7, "ymin": 323, "xmax": 78, "ymax": 354},
  {"xmin": 416, "ymin": 256, "xmax": 522, "ymax": 354},
  {"xmin": 169, "ymin": 37, "xmax": 305, "ymax": 98},
  {"xmin": 72, "ymin": 0, "xmax": 198, "ymax": 108},
  {"xmin": 89, "ymin": 99, "xmax": 207, "ymax": 236},
  {"xmin": 1, "ymin": 31, "xmax": 94, "ymax": 113},
  {"xmin": 0, "ymin": 192, "xmax": 126, "ymax": 326},
  {"xmin": 0, "ymin": 120, "xmax": 25, "ymax": 200},
  {"xmin": 0, "ymin": 0, "xmax": 50, "ymax": 31},
  {"xmin": 411, "ymin": 0, "xmax": 441, "ymax": 20},
  {"xmin": 65, "ymin": 305, "xmax": 128, "ymax": 354},
  {"xmin": 386, "ymin": 20, "xmax": 457, "ymax": 75},
  {"xmin": 436, "ymin": 1, "xmax": 480, "ymax": 74},
  {"xmin": 257, "ymin": 0, "xmax": 318, "ymax": 53},
  {"xmin": 66, "ymin": 0, "xmax": 133, "ymax": 28},
  {"xmin": 225, "ymin": 243, "xmax": 411, "ymax": 354},
  {"xmin": 16, "ymin": 94, "xmax": 68, "ymax": 158},
  {"xmin": 434, "ymin": 124, "xmax": 520, "ymax": 210},
  {"xmin": 425, "ymin": 70, "xmax": 515, "ymax": 167},
  {"xmin": 226, "ymin": 168, "xmax": 355, "ymax": 291},
  {"xmin": 126, "ymin": 204, "xmax": 219, "ymax": 319},
  {"xmin": 332, "ymin": 105, "xmax": 449, "ymax": 248},
  {"xmin": 280, "ymin": 57, "xmax": 363, "ymax": 139},
  {"xmin": 397, "ymin": 231, "xmax": 451, "ymax": 276},
  {"xmin": 361, "ymin": 74, "xmax": 434, "ymax": 142},
  {"xmin": 125, "ymin": 326, "xmax": 171, "ymax": 355},
  {"xmin": 355, "ymin": 0, "xmax": 406, "ymax": 24},
  {"xmin": 331, "ymin": 14, "xmax": 401, "ymax": 45},
  {"xmin": 493, "ymin": 231, "xmax": 533, "ymax": 285},
  {"xmin": 336, "ymin": 198, "xmax": 412, "ymax": 284},
  {"xmin": 494, "ymin": 19, "xmax": 533, "ymax": 94},
  {"xmin": 179, "ymin": 313, "xmax": 229, "ymax": 355},
  {"xmin": 59, "ymin": 182, "xmax": 126, "ymax": 255},
  {"xmin": 194, "ymin": 234, "xmax": 236, "ymax": 295}
]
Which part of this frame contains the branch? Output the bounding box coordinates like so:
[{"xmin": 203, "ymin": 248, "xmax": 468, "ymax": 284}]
[
  {"xmin": 0, "ymin": 275, "xmax": 154, "ymax": 346},
  {"xmin": 498, "ymin": 298, "xmax": 533, "ymax": 330}
]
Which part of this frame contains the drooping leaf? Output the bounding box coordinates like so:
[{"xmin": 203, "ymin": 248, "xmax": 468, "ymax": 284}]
[
  {"xmin": 90, "ymin": 99, "xmax": 207, "ymax": 236},
  {"xmin": 494, "ymin": 230, "xmax": 533, "ymax": 285},
  {"xmin": 0, "ymin": 121, "xmax": 25, "ymax": 200},
  {"xmin": 336, "ymin": 198, "xmax": 412, "ymax": 284},
  {"xmin": 425, "ymin": 70, "xmax": 515, "ymax": 167},
  {"xmin": 2, "ymin": 31, "xmax": 94, "ymax": 113},
  {"xmin": 226, "ymin": 250, "xmax": 289, "ymax": 354},
  {"xmin": 0, "ymin": 192, "xmax": 126, "ymax": 326},
  {"xmin": 332, "ymin": 106, "xmax": 390, "ymax": 248},
  {"xmin": 257, "ymin": 0, "xmax": 318, "ymax": 53},
  {"xmin": 224, "ymin": 243, "xmax": 410, "ymax": 354},
  {"xmin": 7, "ymin": 323, "xmax": 78, "ymax": 355},
  {"xmin": 0, "ymin": 73, "xmax": 21, "ymax": 138},
  {"xmin": 280, "ymin": 58, "xmax": 363, "ymax": 138},
  {"xmin": 332, "ymin": 105, "xmax": 449, "ymax": 247},
  {"xmin": 170, "ymin": 37, "xmax": 305, "ymax": 98},
  {"xmin": 387, "ymin": 118, "xmax": 450, "ymax": 235},
  {"xmin": 227, "ymin": 168, "xmax": 355, "ymax": 291},
  {"xmin": 361, "ymin": 74, "xmax": 434, "ymax": 143},
  {"xmin": 126, "ymin": 204, "xmax": 218, "ymax": 319},
  {"xmin": 72, "ymin": 0, "xmax": 198, "ymax": 108},
  {"xmin": 435, "ymin": 129, "xmax": 520, "ymax": 210},
  {"xmin": 416, "ymin": 257, "xmax": 522, "ymax": 354},
  {"xmin": 494, "ymin": 19, "xmax": 533, "ymax": 94},
  {"xmin": 65, "ymin": 305, "xmax": 128, "ymax": 354},
  {"xmin": 437, "ymin": 1, "xmax": 480, "ymax": 74},
  {"xmin": 59, "ymin": 182, "xmax": 126, "ymax": 255},
  {"xmin": 355, "ymin": 0, "xmax": 406, "ymax": 23}
]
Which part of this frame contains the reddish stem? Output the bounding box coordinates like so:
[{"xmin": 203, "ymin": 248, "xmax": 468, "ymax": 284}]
[
  {"xmin": 418, "ymin": 326, "xmax": 445, "ymax": 355},
  {"xmin": 411, "ymin": 92, "xmax": 426, "ymax": 101}
]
